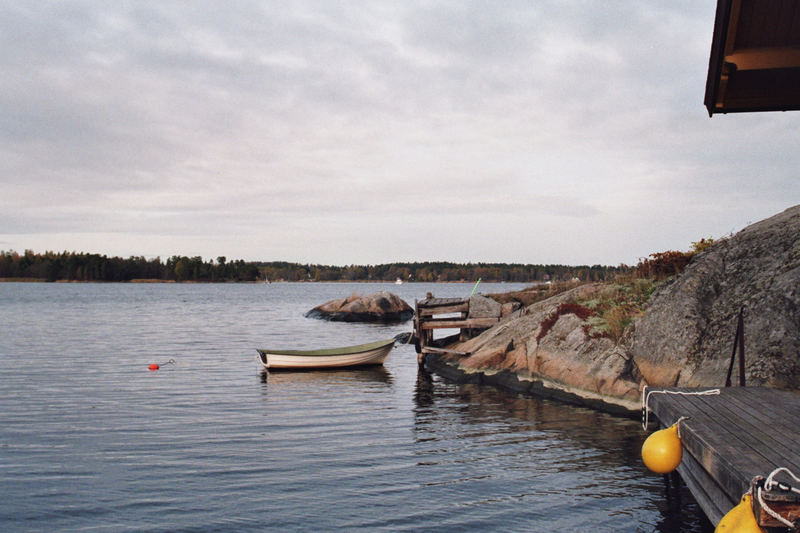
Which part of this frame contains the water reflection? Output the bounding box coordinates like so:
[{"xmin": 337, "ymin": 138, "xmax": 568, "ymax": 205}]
[
  {"xmin": 259, "ymin": 366, "xmax": 393, "ymax": 386},
  {"xmin": 415, "ymin": 374, "xmax": 638, "ymax": 456},
  {"xmin": 413, "ymin": 369, "xmax": 713, "ymax": 533}
]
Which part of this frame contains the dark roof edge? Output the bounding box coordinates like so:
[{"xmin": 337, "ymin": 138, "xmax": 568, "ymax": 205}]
[{"xmin": 704, "ymin": 0, "xmax": 733, "ymax": 117}]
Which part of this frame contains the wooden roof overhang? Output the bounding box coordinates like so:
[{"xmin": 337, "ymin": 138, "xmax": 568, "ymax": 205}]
[{"xmin": 705, "ymin": 0, "xmax": 800, "ymax": 116}]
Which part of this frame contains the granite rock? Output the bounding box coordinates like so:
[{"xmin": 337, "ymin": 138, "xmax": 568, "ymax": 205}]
[
  {"xmin": 429, "ymin": 205, "xmax": 800, "ymax": 413},
  {"xmin": 630, "ymin": 205, "xmax": 800, "ymax": 389},
  {"xmin": 306, "ymin": 291, "xmax": 413, "ymax": 323},
  {"xmin": 446, "ymin": 283, "xmax": 642, "ymax": 412}
]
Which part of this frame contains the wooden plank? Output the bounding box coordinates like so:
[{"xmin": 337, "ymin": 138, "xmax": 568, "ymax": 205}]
[
  {"xmin": 724, "ymin": 387, "xmax": 800, "ymax": 422},
  {"xmin": 413, "ymin": 300, "xmax": 423, "ymax": 351},
  {"xmin": 676, "ymin": 451, "xmax": 733, "ymax": 525},
  {"xmin": 648, "ymin": 387, "xmax": 800, "ymax": 458},
  {"xmin": 676, "ymin": 422, "xmax": 753, "ymax": 500},
  {"xmin": 702, "ymin": 389, "xmax": 800, "ymax": 471},
  {"xmin": 692, "ymin": 392, "xmax": 800, "ymax": 473},
  {"xmin": 733, "ymin": 387, "xmax": 800, "ymax": 428},
  {"xmin": 420, "ymin": 317, "xmax": 499, "ymax": 330},
  {"xmin": 728, "ymin": 390, "xmax": 800, "ymax": 461},
  {"xmin": 418, "ymin": 297, "xmax": 468, "ymax": 307},
  {"xmin": 721, "ymin": 389, "xmax": 800, "ymax": 443},
  {"xmin": 421, "ymin": 346, "xmax": 471, "ymax": 356},
  {"xmin": 418, "ymin": 303, "xmax": 469, "ymax": 316},
  {"xmin": 665, "ymin": 392, "xmax": 768, "ymax": 480}
]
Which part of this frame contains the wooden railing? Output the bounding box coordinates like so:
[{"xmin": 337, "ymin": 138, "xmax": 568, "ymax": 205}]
[{"xmin": 413, "ymin": 295, "xmax": 500, "ymax": 359}]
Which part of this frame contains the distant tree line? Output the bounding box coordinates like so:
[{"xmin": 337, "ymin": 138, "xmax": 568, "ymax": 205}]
[
  {"xmin": 0, "ymin": 250, "xmax": 629, "ymax": 283},
  {"xmin": 263, "ymin": 261, "xmax": 628, "ymax": 283},
  {"xmin": 0, "ymin": 250, "xmax": 258, "ymax": 282}
]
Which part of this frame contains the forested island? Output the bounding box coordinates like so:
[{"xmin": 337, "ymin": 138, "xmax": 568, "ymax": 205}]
[{"xmin": 0, "ymin": 250, "xmax": 628, "ymax": 283}]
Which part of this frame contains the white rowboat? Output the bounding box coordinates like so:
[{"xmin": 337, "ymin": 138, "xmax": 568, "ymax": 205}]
[{"xmin": 256, "ymin": 339, "xmax": 395, "ymax": 370}]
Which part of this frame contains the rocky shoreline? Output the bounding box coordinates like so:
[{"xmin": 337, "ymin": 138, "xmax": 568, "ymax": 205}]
[
  {"xmin": 423, "ymin": 352, "xmax": 640, "ymax": 417},
  {"xmin": 421, "ymin": 205, "xmax": 800, "ymax": 416}
]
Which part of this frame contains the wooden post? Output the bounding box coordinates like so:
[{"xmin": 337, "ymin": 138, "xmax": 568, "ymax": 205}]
[
  {"xmin": 737, "ymin": 309, "xmax": 745, "ymax": 386},
  {"xmin": 725, "ymin": 307, "xmax": 746, "ymax": 387}
]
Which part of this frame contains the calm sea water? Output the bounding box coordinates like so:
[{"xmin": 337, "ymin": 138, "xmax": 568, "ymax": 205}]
[{"xmin": 0, "ymin": 282, "xmax": 712, "ymax": 532}]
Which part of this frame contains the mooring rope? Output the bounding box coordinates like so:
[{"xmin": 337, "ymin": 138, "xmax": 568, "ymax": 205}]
[
  {"xmin": 756, "ymin": 467, "xmax": 800, "ymax": 529},
  {"xmin": 640, "ymin": 386, "xmax": 721, "ymax": 431},
  {"xmin": 673, "ymin": 415, "xmax": 690, "ymax": 439},
  {"xmin": 148, "ymin": 358, "xmax": 176, "ymax": 371}
]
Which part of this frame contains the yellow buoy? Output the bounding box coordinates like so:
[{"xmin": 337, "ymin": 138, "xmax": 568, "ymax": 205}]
[
  {"xmin": 714, "ymin": 494, "xmax": 763, "ymax": 532},
  {"xmin": 641, "ymin": 424, "xmax": 682, "ymax": 474}
]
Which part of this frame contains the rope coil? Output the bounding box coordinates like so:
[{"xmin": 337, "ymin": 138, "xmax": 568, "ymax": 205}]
[
  {"xmin": 641, "ymin": 386, "xmax": 721, "ymax": 431},
  {"xmin": 756, "ymin": 467, "xmax": 800, "ymax": 529}
]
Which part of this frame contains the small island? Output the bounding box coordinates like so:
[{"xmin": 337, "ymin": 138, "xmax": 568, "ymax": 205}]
[{"xmin": 305, "ymin": 292, "xmax": 413, "ymax": 323}]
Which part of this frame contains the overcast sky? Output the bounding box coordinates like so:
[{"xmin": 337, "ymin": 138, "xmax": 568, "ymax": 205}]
[{"xmin": 2, "ymin": 1, "xmax": 798, "ymax": 266}]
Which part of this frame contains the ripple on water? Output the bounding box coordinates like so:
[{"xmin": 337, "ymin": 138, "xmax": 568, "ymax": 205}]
[{"xmin": 0, "ymin": 283, "xmax": 712, "ymax": 532}]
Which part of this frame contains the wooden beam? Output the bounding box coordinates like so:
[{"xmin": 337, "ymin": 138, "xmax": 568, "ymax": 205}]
[
  {"xmin": 417, "ymin": 303, "xmax": 469, "ymax": 316},
  {"xmin": 421, "ymin": 346, "xmax": 471, "ymax": 356},
  {"xmin": 418, "ymin": 297, "xmax": 468, "ymax": 307},
  {"xmin": 420, "ymin": 317, "xmax": 499, "ymax": 330},
  {"xmin": 676, "ymin": 450, "xmax": 733, "ymax": 525}
]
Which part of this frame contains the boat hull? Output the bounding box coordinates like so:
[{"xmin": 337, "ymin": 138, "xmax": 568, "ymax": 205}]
[{"xmin": 257, "ymin": 339, "xmax": 394, "ymax": 370}]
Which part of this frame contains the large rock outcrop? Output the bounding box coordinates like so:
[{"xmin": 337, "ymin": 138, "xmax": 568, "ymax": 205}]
[
  {"xmin": 424, "ymin": 205, "xmax": 800, "ymax": 414},
  {"xmin": 631, "ymin": 205, "xmax": 800, "ymax": 389},
  {"xmin": 306, "ymin": 291, "xmax": 413, "ymax": 323},
  {"xmin": 427, "ymin": 283, "xmax": 641, "ymax": 414}
]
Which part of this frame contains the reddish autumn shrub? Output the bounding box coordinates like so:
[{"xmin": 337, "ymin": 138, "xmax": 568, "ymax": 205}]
[
  {"xmin": 536, "ymin": 302, "xmax": 596, "ymax": 341},
  {"xmin": 635, "ymin": 250, "xmax": 692, "ymax": 280}
]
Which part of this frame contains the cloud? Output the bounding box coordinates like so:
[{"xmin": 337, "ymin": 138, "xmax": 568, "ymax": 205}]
[{"xmin": 1, "ymin": 1, "xmax": 799, "ymax": 265}]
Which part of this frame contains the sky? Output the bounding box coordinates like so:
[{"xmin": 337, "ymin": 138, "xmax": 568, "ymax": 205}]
[{"xmin": 2, "ymin": 1, "xmax": 799, "ymax": 267}]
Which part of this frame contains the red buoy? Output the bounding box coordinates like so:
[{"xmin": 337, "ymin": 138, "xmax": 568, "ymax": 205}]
[{"xmin": 147, "ymin": 359, "xmax": 175, "ymax": 371}]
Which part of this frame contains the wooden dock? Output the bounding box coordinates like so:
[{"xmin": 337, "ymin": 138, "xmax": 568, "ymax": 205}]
[
  {"xmin": 413, "ymin": 295, "xmax": 502, "ymax": 358},
  {"xmin": 648, "ymin": 386, "xmax": 800, "ymax": 527}
]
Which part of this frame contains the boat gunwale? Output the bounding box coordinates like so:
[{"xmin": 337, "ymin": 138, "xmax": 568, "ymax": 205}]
[{"xmin": 257, "ymin": 338, "xmax": 395, "ymax": 358}]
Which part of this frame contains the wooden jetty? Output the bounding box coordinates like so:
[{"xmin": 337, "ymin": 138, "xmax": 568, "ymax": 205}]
[
  {"xmin": 413, "ymin": 295, "xmax": 501, "ymax": 359},
  {"xmin": 648, "ymin": 386, "xmax": 800, "ymax": 528}
]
